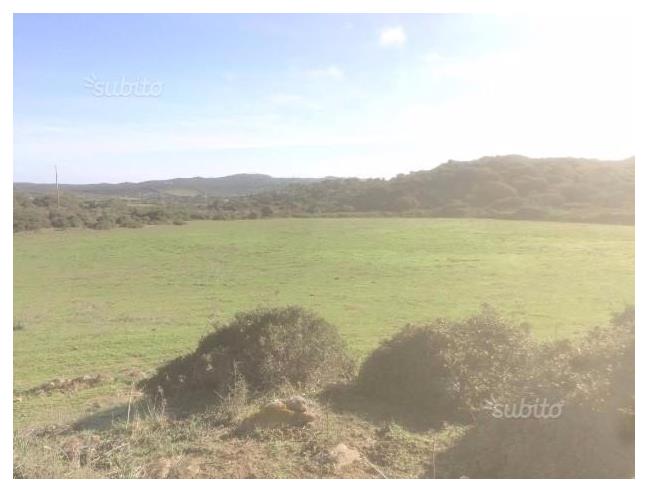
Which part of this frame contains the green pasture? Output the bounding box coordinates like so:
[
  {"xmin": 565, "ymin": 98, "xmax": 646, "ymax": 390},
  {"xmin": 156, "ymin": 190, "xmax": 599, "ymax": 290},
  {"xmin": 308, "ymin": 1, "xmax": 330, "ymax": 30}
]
[{"xmin": 13, "ymin": 218, "xmax": 633, "ymax": 426}]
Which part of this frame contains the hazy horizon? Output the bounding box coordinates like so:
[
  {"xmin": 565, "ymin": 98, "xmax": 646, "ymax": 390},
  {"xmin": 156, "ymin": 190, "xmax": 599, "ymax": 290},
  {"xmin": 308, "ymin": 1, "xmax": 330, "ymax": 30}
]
[
  {"xmin": 13, "ymin": 153, "xmax": 636, "ymax": 186},
  {"xmin": 14, "ymin": 14, "xmax": 632, "ymax": 184}
]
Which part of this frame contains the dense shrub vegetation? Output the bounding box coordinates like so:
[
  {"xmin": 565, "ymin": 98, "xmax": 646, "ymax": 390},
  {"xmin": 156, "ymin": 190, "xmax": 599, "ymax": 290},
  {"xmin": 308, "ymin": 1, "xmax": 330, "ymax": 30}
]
[
  {"xmin": 436, "ymin": 307, "xmax": 634, "ymax": 478},
  {"xmin": 16, "ymin": 303, "xmax": 634, "ymax": 477},
  {"xmin": 13, "ymin": 192, "xmax": 189, "ymax": 232},
  {"xmin": 142, "ymin": 306, "xmax": 354, "ymax": 399},
  {"xmin": 251, "ymin": 155, "xmax": 634, "ymax": 224},
  {"xmin": 357, "ymin": 306, "xmax": 534, "ymax": 417},
  {"xmin": 354, "ymin": 305, "xmax": 633, "ymax": 477},
  {"xmin": 14, "ymin": 155, "xmax": 635, "ymax": 231},
  {"xmin": 139, "ymin": 304, "xmax": 633, "ymax": 477},
  {"xmin": 202, "ymin": 156, "xmax": 632, "ymax": 224}
]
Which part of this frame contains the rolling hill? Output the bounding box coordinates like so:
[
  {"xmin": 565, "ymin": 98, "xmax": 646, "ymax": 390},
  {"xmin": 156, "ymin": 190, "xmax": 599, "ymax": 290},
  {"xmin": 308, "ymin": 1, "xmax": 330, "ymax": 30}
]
[
  {"xmin": 13, "ymin": 173, "xmax": 323, "ymax": 198},
  {"xmin": 14, "ymin": 155, "xmax": 635, "ymax": 231}
]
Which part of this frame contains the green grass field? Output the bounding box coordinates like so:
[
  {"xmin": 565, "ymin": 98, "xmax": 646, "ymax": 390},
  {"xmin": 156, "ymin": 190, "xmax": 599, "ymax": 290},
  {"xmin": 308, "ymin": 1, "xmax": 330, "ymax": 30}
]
[{"xmin": 14, "ymin": 218, "xmax": 634, "ymax": 427}]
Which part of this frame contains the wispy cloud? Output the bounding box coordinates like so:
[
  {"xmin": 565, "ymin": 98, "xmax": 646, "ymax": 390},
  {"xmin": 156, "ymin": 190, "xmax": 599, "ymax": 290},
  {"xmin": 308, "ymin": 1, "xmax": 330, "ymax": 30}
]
[
  {"xmin": 305, "ymin": 65, "xmax": 345, "ymax": 80},
  {"xmin": 380, "ymin": 26, "xmax": 406, "ymax": 47}
]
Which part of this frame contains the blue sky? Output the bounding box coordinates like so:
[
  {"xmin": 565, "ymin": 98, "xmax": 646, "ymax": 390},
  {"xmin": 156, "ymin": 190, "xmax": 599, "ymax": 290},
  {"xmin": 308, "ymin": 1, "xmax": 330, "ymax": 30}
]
[{"xmin": 14, "ymin": 14, "xmax": 632, "ymax": 183}]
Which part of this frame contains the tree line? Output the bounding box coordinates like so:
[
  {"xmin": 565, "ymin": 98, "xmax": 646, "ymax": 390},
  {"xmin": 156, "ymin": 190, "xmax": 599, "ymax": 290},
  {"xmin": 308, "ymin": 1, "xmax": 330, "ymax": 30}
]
[{"xmin": 14, "ymin": 155, "xmax": 634, "ymax": 232}]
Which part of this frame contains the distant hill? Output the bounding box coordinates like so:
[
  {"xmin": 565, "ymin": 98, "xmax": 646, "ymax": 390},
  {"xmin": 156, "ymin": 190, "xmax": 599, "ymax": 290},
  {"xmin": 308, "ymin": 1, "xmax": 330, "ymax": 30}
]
[
  {"xmin": 14, "ymin": 155, "xmax": 635, "ymax": 232},
  {"xmin": 13, "ymin": 173, "xmax": 323, "ymax": 198},
  {"xmin": 244, "ymin": 155, "xmax": 635, "ymax": 224}
]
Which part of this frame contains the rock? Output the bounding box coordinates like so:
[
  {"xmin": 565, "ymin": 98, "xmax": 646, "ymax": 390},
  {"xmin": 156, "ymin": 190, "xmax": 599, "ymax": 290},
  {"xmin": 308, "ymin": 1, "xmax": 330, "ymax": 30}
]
[
  {"xmin": 266, "ymin": 399, "xmax": 289, "ymax": 411},
  {"xmin": 239, "ymin": 399, "xmax": 318, "ymax": 430},
  {"xmin": 285, "ymin": 395, "xmax": 308, "ymax": 413},
  {"xmin": 293, "ymin": 410, "xmax": 317, "ymax": 425},
  {"xmin": 326, "ymin": 443, "xmax": 361, "ymax": 470},
  {"xmin": 252, "ymin": 401, "xmax": 296, "ymax": 426}
]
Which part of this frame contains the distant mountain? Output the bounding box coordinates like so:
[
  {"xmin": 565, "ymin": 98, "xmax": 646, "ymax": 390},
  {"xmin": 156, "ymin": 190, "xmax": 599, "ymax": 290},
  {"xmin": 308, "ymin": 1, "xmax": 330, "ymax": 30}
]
[{"xmin": 13, "ymin": 173, "xmax": 324, "ymax": 198}]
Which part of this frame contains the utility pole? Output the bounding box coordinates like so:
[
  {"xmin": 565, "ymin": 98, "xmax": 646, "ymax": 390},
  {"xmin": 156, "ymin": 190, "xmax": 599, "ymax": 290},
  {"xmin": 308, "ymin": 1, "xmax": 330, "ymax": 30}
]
[{"xmin": 55, "ymin": 165, "xmax": 60, "ymax": 208}]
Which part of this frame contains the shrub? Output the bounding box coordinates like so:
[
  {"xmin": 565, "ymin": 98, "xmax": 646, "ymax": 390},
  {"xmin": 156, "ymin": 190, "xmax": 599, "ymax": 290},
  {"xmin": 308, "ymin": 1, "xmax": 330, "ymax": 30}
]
[
  {"xmin": 13, "ymin": 320, "xmax": 25, "ymax": 331},
  {"xmin": 357, "ymin": 306, "xmax": 533, "ymax": 417},
  {"xmin": 116, "ymin": 215, "xmax": 144, "ymax": 228},
  {"xmin": 357, "ymin": 324, "xmax": 456, "ymax": 414},
  {"xmin": 93, "ymin": 214, "xmax": 115, "ymax": 230},
  {"xmin": 13, "ymin": 206, "xmax": 50, "ymax": 232},
  {"xmin": 435, "ymin": 307, "xmax": 635, "ymax": 478},
  {"xmin": 142, "ymin": 306, "xmax": 355, "ymax": 399},
  {"xmin": 437, "ymin": 402, "xmax": 634, "ymax": 478}
]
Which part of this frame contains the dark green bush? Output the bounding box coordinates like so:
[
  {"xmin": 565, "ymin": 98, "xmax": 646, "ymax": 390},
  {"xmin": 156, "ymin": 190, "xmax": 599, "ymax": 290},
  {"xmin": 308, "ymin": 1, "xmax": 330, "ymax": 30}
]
[
  {"xmin": 92, "ymin": 214, "xmax": 116, "ymax": 230},
  {"xmin": 13, "ymin": 200, "xmax": 50, "ymax": 232},
  {"xmin": 13, "ymin": 191, "xmax": 195, "ymax": 232},
  {"xmin": 435, "ymin": 307, "xmax": 635, "ymax": 478},
  {"xmin": 357, "ymin": 306, "xmax": 533, "ymax": 417},
  {"xmin": 142, "ymin": 306, "xmax": 355, "ymax": 398},
  {"xmin": 116, "ymin": 215, "xmax": 144, "ymax": 228},
  {"xmin": 357, "ymin": 323, "xmax": 456, "ymax": 414},
  {"xmin": 437, "ymin": 403, "xmax": 634, "ymax": 478}
]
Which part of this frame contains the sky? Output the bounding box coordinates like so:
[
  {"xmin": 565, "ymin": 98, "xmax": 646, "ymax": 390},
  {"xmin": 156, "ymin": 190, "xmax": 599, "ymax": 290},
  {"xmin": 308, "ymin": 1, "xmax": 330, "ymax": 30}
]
[{"xmin": 14, "ymin": 14, "xmax": 633, "ymax": 183}]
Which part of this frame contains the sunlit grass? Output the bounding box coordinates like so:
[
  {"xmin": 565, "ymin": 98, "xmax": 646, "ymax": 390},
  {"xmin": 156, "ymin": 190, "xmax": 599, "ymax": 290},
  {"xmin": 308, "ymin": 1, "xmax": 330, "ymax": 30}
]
[{"xmin": 14, "ymin": 218, "xmax": 633, "ymax": 425}]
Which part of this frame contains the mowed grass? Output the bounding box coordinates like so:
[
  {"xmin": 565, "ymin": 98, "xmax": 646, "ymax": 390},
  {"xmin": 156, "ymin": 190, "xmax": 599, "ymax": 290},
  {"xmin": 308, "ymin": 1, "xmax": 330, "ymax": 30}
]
[{"xmin": 14, "ymin": 218, "xmax": 633, "ymax": 425}]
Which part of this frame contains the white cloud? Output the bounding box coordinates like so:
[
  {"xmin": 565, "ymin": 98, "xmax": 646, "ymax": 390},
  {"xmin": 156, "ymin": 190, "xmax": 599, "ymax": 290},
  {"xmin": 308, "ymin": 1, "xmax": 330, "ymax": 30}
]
[
  {"xmin": 380, "ymin": 26, "xmax": 406, "ymax": 47},
  {"xmin": 305, "ymin": 65, "xmax": 345, "ymax": 80}
]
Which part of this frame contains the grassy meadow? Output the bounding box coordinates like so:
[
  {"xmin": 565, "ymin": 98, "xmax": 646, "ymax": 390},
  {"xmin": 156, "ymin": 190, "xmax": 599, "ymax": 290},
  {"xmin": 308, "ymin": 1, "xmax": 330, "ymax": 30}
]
[{"xmin": 14, "ymin": 218, "xmax": 634, "ymax": 428}]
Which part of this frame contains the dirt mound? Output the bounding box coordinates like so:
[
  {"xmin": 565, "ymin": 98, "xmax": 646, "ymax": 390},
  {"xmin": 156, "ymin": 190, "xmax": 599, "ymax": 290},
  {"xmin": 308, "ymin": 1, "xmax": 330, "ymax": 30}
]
[
  {"xmin": 321, "ymin": 443, "xmax": 362, "ymax": 471},
  {"xmin": 21, "ymin": 374, "xmax": 110, "ymax": 396}
]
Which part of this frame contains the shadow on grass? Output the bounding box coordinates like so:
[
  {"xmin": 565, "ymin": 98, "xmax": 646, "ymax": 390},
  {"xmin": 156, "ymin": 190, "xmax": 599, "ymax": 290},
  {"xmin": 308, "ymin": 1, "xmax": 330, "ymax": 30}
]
[
  {"xmin": 70, "ymin": 380, "xmax": 470, "ymax": 436},
  {"xmin": 71, "ymin": 403, "xmax": 131, "ymax": 432},
  {"xmin": 319, "ymin": 382, "xmax": 471, "ymax": 433},
  {"xmin": 71, "ymin": 392, "xmax": 225, "ymax": 432}
]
